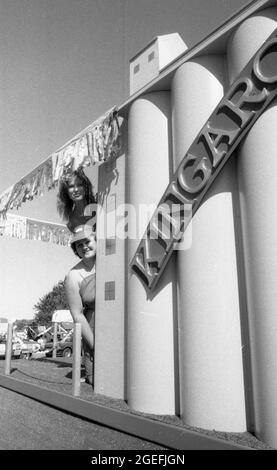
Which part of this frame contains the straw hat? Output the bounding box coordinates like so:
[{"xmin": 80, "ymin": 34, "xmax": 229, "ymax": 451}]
[{"xmin": 70, "ymin": 225, "xmax": 95, "ymax": 247}]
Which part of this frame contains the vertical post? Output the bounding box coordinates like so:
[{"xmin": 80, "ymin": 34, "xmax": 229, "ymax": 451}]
[
  {"xmin": 5, "ymin": 322, "xmax": 13, "ymax": 375},
  {"xmin": 127, "ymin": 92, "xmax": 176, "ymax": 414},
  {"xmin": 171, "ymin": 55, "xmax": 247, "ymax": 432},
  {"xmin": 72, "ymin": 322, "xmax": 82, "ymax": 397},
  {"xmin": 52, "ymin": 322, "xmax": 58, "ymax": 358},
  {"xmin": 93, "ymin": 119, "xmax": 127, "ymax": 400}
]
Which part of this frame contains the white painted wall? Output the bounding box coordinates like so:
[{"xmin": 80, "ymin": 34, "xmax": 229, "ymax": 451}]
[
  {"xmin": 127, "ymin": 92, "xmax": 177, "ymax": 414},
  {"xmin": 227, "ymin": 6, "xmax": 277, "ymax": 447},
  {"xmin": 171, "ymin": 55, "xmax": 247, "ymax": 431}
]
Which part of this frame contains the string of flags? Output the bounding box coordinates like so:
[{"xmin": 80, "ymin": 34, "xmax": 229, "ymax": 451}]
[
  {"xmin": 0, "ymin": 213, "xmax": 72, "ymax": 246},
  {"xmin": 0, "ymin": 106, "xmax": 121, "ymax": 220}
]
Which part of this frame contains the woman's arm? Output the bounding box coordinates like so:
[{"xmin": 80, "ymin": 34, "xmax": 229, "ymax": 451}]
[{"xmin": 65, "ymin": 271, "xmax": 94, "ymax": 350}]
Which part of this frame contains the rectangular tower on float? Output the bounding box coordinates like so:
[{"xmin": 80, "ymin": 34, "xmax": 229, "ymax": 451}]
[
  {"xmin": 92, "ymin": 120, "xmax": 127, "ymax": 399},
  {"xmin": 129, "ymin": 33, "xmax": 187, "ymax": 95}
]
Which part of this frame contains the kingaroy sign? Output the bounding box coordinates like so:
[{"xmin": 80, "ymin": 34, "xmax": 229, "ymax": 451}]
[{"xmin": 130, "ymin": 28, "xmax": 277, "ymax": 292}]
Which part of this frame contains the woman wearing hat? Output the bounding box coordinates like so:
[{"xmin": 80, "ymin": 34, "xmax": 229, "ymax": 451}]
[{"xmin": 65, "ymin": 225, "xmax": 96, "ymax": 385}]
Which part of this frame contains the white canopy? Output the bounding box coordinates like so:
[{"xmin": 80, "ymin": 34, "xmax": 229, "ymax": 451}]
[{"xmin": 52, "ymin": 310, "xmax": 73, "ymax": 323}]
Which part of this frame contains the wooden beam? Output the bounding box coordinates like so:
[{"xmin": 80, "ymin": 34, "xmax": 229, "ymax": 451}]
[
  {"xmin": 72, "ymin": 323, "xmax": 82, "ymax": 396},
  {"xmin": 4, "ymin": 322, "xmax": 13, "ymax": 375}
]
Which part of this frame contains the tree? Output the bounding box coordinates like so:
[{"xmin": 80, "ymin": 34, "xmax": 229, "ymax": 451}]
[
  {"xmin": 14, "ymin": 319, "xmax": 34, "ymax": 330},
  {"xmin": 33, "ymin": 280, "xmax": 69, "ymax": 326}
]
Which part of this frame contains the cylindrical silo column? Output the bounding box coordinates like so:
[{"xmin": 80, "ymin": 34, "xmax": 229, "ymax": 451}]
[
  {"xmin": 227, "ymin": 8, "xmax": 277, "ymax": 447},
  {"xmin": 127, "ymin": 92, "xmax": 176, "ymax": 414},
  {"xmin": 172, "ymin": 56, "xmax": 246, "ymax": 431}
]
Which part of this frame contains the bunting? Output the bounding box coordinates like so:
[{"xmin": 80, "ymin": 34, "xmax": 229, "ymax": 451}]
[
  {"xmin": 0, "ymin": 213, "xmax": 72, "ymax": 246},
  {"xmin": 0, "ymin": 107, "xmax": 121, "ymax": 220}
]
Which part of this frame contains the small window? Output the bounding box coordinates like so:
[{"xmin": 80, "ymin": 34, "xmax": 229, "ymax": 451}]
[
  {"xmin": 148, "ymin": 51, "xmax": 155, "ymax": 62},
  {"xmin": 106, "ymin": 237, "xmax": 116, "ymax": 255},
  {"xmin": 134, "ymin": 64, "xmax": 140, "ymax": 74},
  {"xmin": 105, "ymin": 281, "xmax": 115, "ymax": 301}
]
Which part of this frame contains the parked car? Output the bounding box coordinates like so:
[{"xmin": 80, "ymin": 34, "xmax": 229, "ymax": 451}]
[
  {"xmin": 0, "ymin": 339, "xmax": 22, "ymax": 359},
  {"xmin": 45, "ymin": 339, "xmax": 73, "ymax": 358},
  {"xmin": 18, "ymin": 339, "xmax": 41, "ymax": 358}
]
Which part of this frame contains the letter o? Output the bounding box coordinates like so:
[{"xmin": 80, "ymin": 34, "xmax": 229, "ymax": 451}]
[{"xmin": 253, "ymin": 37, "xmax": 277, "ymax": 84}]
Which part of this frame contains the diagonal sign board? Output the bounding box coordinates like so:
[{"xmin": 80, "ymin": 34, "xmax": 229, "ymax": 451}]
[{"xmin": 130, "ymin": 28, "xmax": 277, "ymax": 293}]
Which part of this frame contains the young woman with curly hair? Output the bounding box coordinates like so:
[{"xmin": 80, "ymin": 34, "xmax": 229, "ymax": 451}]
[{"xmin": 57, "ymin": 168, "xmax": 97, "ymax": 233}]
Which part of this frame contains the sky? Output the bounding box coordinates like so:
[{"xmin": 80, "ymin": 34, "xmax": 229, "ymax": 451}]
[{"xmin": 0, "ymin": 0, "xmax": 253, "ymax": 320}]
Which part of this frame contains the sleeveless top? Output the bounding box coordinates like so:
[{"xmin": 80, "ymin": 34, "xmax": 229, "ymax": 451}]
[{"xmin": 79, "ymin": 271, "xmax": 96, "ymax": 310}]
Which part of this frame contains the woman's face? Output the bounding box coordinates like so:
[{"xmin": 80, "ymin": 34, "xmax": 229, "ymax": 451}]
[
  {"xmin": 67, "ymin": 176, "xmax": 85, "ymax": 202},
  {"xmin": 75, "ymin": 235, "xmax": 96, "ymax": 260}
]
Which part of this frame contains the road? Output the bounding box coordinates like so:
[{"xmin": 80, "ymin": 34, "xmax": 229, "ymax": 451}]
[{"xmin": 0, "ymin": 386, "xmax": 168, "ymax": 450}]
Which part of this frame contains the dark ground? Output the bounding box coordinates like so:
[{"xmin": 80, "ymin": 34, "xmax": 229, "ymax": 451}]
[
  {"xmin": 0, "ymin": 357, "xmax": 272, "ymax": 450},
  {"xmin": 0, "ymin": 387, "xmax": 168, "ymax": 450}
]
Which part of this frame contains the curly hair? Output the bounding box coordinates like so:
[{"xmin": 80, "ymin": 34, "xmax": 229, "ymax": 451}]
[{"xmin": 56, "ymin": 168, "xmax": 97, "ymax": 222}]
